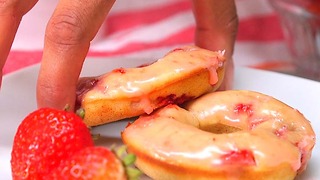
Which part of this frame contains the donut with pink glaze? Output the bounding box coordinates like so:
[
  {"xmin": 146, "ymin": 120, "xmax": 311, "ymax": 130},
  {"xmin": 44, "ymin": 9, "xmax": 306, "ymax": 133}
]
[
  {"xmin": 76, "ymin": 46, "xmax": 225, "ymax": 126},
  {"xmin": 122, "ymin": 90, "xmax": 316, "ymax": 180}
]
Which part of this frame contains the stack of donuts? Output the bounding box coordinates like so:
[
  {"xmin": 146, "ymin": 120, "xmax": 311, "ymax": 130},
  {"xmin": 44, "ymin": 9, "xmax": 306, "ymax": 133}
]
[{"xmin": 77, "ymin": 46, "xmax": 316, "ymax": 180}]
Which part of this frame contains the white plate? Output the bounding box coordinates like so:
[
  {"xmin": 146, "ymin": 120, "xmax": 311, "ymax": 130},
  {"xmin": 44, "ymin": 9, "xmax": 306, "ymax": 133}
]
[{"xmin": 0, "ymin": 56, "xmax": 319, "ymax": 179}]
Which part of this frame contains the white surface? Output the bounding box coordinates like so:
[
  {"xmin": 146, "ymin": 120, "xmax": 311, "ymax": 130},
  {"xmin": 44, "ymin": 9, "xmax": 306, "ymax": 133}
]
[{"xmin": 0, "ymin": 56, "xmax": 319, "ymax": 180}]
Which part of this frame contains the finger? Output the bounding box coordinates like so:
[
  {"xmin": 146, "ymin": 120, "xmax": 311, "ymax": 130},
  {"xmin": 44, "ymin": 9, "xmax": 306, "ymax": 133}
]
[
  {"xmin": 37, "ymin": 0, "xmax": 115, "ymax": 110},
  {"xmin": 192, "ymin": 0, "xmax": 238, "ymax": 90},
  {"xmin": 191, "ymin": 0, "xmax": 238, "ymax": 59},
  {"xmin": 0, "ymin": 0, "xmax": 38, "ymax": 86}
]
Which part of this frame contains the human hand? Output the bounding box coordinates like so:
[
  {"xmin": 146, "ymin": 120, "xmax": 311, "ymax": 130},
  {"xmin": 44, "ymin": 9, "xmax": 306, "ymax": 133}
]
[
  {"xmin": 0, "ymin": 0, "xmax": 115, "ymax": 110},
  {"xmin": 0, "ymin": 0, "xmax": 38, "ymax": 87},
  {"xmin": 36, "ymin": 0, "xmax": 116, "ymax": 110},
  {"xmin": 192, "ymin": 0, "xmax": 238, "ymax": 90},
  {"xmin": 38, "ymin": 0, "xmax": 237, "ymax": 110},
  {"xmin": 0, "ymin": 0, "xmax": 237, "ymax": 111}
]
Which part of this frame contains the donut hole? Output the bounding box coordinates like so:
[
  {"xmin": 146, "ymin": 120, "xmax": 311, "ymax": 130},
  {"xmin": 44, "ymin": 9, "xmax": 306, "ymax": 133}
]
[{"xmin": 201, "ymin": 123, "xmax": 241, "ymax": 134}]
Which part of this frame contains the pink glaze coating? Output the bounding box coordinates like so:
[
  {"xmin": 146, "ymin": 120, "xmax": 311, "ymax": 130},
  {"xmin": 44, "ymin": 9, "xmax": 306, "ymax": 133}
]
[
  {"xmin": 76, "ymin": 46, "xmax": 226, "ymax": 126},
  {"xmin": 122, "ymin": 90, "xmax": 316, "ymax": 179},
  {"xmin": 79, "ymin": 46, "xmax": 224, "ymax": 105}
]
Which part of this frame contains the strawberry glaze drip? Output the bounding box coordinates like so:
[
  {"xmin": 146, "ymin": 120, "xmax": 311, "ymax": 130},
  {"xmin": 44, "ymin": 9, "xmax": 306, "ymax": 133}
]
[
  {"xmin": 234, "ymin": 103, "xmax": 253, "ymax": 116},
  {"xmin": 112, "ymin": 68, "xmax": 126, "ymax": 74},
  {"xmin": 157, "ymin": 94, "xmax": 194, "ymax": 107},
  {"xmin": 221, "ymin": 149, "xmax": 256, "ymax": 166}
]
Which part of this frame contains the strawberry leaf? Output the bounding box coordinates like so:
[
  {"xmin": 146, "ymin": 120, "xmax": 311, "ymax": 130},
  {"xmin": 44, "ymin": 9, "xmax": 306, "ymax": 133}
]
[
  {"xmin": 111, "ymin": 145, "xmax": 143, "ymax": 180},
  {"xmin": 123, "ymin": 154, "xmax": 136, "ymax": 166},
  {"xmin": 76, "ymin": 108, "xmax": 85, "ymax": 119},
  {"xmin": 126, "ymin": 166, "xmax": 143, "ymax": 180}
]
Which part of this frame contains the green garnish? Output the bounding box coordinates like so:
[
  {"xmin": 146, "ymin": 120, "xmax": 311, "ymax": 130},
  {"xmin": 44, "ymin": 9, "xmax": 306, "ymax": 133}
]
[
  {"xmin": 126, "ymin": 166, "xmax": 143, "ymax": 180},
  {"xmin": 112, "ymin": 145, "xmax": 143, "ymax": 180},
  {"xmin": 123, "ymin": 154, "xmax": 136, "ymax": 166},
  {"xmin": 76, "ymin": 108, "xmax": 85, "ymax": 119}
]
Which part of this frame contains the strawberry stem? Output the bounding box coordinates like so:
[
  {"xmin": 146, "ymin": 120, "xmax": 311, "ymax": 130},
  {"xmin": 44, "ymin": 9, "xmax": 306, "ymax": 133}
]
[
  {"xmin": 114, "ymin": 145, "xmax": 126, "ymax": 158},
  {"xmin": 91, "ymin": 133, "xmax": 101, "ymax": 140},
  {"xmin": 111, "ymin": 145, "xmax": 142, "ymax": 180},
  {"xmin": 123, "ymin": 154, "xmax": 136, "ymax": 166},
  {"xmin": 76, "ymin": 108, "xmax": 85, "ymax": 119},
  {"xmin": 63, "ymin": 104, "xmax": 71, "ymax": 111},
  {"xmin": 126, "ymin": 167, "xmax": 142, "ymax": 180}
]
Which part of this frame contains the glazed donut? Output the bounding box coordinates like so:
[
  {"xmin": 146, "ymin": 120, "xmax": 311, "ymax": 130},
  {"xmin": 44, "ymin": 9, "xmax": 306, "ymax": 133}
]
[
  {"xmin": 76, "ymin": 46, "xmax": 225, "ymax": 126},
  {"xmin": 121, "ymin": 90, "xmax": 316, "ymax": 180}
]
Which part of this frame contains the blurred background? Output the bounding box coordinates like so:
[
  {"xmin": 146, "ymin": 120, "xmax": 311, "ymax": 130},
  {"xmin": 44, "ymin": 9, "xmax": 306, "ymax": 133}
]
[{"xmin": 4, "ymin": 0, "xmax": 319, "ymax": 81}]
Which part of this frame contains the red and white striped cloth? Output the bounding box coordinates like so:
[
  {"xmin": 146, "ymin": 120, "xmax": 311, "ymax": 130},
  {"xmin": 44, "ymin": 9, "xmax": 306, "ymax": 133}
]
[{"xmin": 3, "ymin": 0, "xmax": 294, "ymax": 75}]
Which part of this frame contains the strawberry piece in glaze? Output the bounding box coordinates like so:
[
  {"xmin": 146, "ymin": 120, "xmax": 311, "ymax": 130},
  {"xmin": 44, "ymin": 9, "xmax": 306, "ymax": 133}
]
[{"xmin": 221, "ymin": 149, "xmax": 256, "ymax": 166}]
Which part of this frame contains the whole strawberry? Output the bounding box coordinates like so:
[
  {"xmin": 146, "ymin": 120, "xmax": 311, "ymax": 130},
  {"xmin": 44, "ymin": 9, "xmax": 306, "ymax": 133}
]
[
  {"xmin": 11, "ymin": 108, "xmax": 94, "ymax": 179},
  {"xmin": 49, "ymin": 146, "xmax": 127, "ymax": 180}
]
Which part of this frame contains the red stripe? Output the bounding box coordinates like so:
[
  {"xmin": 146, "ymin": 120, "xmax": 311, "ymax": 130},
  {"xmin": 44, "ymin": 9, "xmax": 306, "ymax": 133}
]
[
  {"xmin": 88, "ymin": 26, "xmax": 195, "ymax": 57},
  {"xmin": 104, "ymin": 1, "xmax": 192, "ymax": 35},
  {"xmin": 3, "ymin": 51, "xmax": 43, "ymax": 75},
  {"xmin": 237, "ymin": 14, "xmax": 284, "ymax": 41},
  {"xmin": 4, "ymin": 14, "xmax": 286, "ymax": 75},
  {"xmin": 3, "ymin": 26, "xmax": 194, "ymax": 75},
  {"xmin": 3, "ymin": 27, "xmax": 193, "ymax": 75},
  {"xmin": 90, "ymin": 15, "xmax": 286, "ymax": 56}
]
